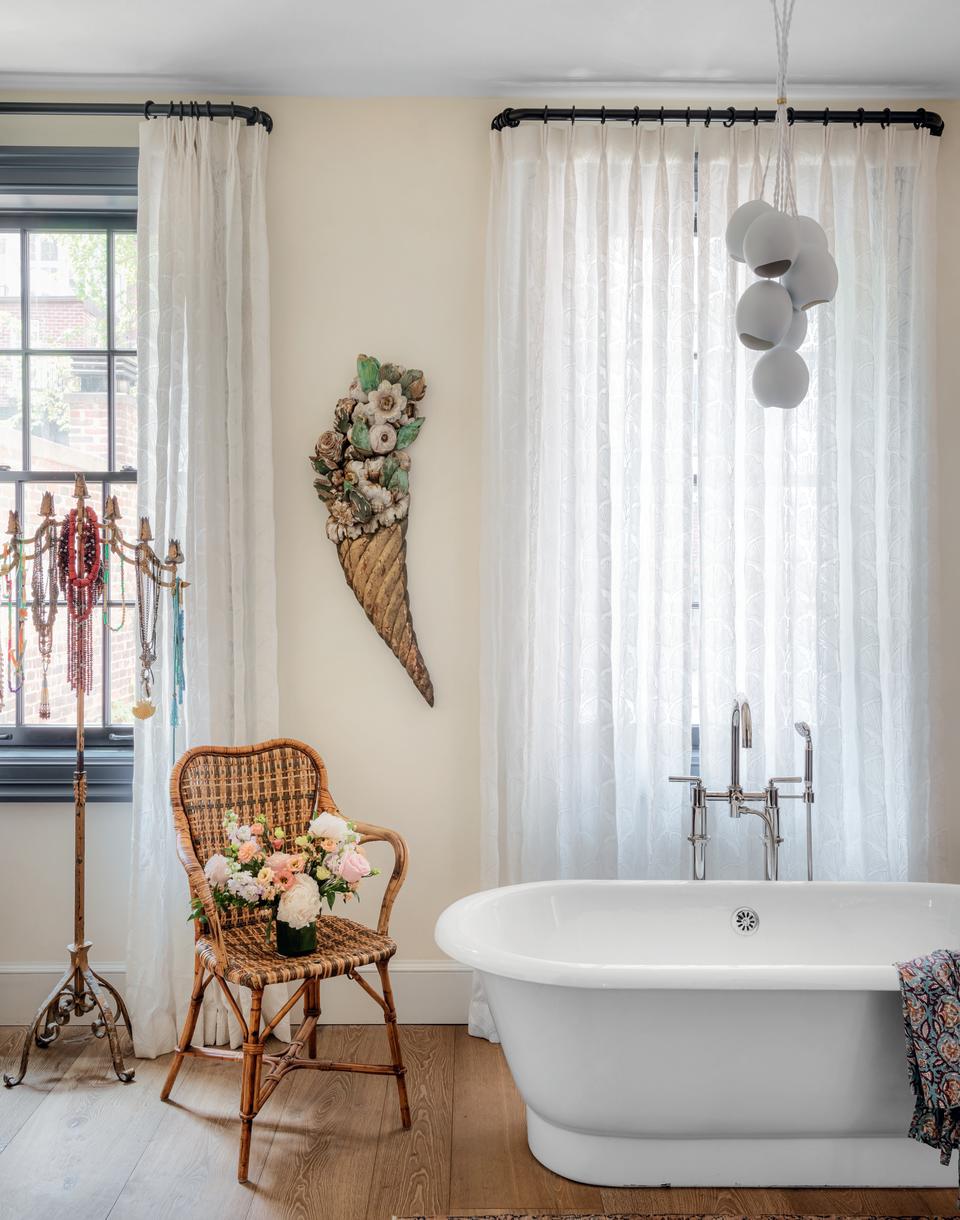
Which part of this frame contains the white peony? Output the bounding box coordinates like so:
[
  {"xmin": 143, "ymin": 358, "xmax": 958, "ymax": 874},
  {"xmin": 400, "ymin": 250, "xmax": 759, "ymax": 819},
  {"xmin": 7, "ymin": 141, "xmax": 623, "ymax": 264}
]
[
  {"xmin": 204, "ymin": 853, "xmax": 231, "ymax": 887},
  {"xmin": 309, "ymin": 811, "xmax": 349, "ymax": 843},
  {"xmin": 277, "ymin": 873, "xmax": 322, "ymax": 929}
]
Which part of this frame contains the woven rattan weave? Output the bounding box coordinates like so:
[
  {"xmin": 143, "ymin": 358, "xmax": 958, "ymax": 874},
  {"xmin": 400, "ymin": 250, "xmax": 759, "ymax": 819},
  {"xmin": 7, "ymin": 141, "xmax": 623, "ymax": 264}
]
[{"xmin": 162, "ymin": 738, "xmax": 411, "ymax": 1181}]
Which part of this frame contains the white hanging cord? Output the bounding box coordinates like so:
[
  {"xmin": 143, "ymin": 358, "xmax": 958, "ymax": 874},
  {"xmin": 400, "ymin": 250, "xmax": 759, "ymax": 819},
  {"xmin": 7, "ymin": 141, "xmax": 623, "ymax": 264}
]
[{"xmin": 770, "ymin": 0, "xmax": 798, "ymax": 215}]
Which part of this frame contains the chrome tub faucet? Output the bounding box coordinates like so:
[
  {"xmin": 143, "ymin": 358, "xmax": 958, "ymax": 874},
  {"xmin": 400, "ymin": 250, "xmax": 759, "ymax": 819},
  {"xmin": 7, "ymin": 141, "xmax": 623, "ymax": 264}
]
[{"xmin": 670, "ymin": 697, "xmax": 815, "ymax": 881}]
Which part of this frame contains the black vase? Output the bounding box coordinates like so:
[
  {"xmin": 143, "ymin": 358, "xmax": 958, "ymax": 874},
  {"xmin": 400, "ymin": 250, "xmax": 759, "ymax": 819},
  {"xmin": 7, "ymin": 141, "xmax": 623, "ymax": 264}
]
[{"xmin": 274, "ymin": 913, "xmax": 319, "ymax": 957}]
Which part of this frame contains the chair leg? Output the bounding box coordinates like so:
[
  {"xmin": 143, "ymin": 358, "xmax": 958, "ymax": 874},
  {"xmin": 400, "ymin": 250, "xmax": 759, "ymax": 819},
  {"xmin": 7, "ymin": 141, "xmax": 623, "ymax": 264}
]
[
  {"xmin": 161, "ymin": 957, "xmax": 206, "ymax": 1102},
  {"xmin": 303, "ymin": 978, "xmax": 319, "ymax": 1058},
  {"xmin": 376, "ymin": 960, "xmax": 410, "ymax": 1128},
  {"xmin": 238, "ymin": 990, "xmax": 263, "ymax": 1183}
]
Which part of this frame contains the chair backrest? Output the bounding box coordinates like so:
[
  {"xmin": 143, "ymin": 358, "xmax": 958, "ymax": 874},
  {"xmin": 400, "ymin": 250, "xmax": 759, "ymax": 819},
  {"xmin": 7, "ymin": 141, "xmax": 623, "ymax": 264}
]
[{"xmin": 170, "ymin": 738, "xmax": 337, "ymax": 930}]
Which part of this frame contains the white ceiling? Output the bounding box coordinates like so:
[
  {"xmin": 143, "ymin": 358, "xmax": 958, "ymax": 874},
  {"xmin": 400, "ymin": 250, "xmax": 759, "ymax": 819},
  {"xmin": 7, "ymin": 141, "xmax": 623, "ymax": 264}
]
[{"xmin": 3, "ymin": 0, "xmax": 959, "ymax": 100}]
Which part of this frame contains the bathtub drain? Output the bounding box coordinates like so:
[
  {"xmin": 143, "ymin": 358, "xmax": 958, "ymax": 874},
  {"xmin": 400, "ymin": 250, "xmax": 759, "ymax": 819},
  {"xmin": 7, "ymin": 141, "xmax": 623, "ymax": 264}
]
[{"xmin": 731, "ymin": 906, "xmax": 760, "ymax": 935}]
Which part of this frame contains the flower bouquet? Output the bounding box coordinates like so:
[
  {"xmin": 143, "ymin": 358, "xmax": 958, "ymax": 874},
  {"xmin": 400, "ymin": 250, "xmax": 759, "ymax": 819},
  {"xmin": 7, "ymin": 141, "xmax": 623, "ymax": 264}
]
[{"xmin": 190, "ymin": 810, "xmax": 379, "ymax": 957}]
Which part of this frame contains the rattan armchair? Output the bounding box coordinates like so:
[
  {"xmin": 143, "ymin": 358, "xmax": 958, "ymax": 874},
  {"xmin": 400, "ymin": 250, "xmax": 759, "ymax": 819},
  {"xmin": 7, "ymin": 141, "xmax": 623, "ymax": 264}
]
[{"xmin": 161, "ymin": 738, "xmax": 410, "ymax": 1182}]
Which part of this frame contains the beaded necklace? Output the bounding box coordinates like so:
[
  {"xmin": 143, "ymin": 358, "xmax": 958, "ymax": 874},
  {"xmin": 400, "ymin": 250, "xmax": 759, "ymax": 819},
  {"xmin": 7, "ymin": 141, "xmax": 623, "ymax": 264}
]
[
  {"xmin": 134, "ymin": 544, "xmax": 161, "ymax": 717},
  {"xmin": 58, "ymin": 507, "xmax": 103, "ymax": 695},
  {"xmin": 6, "ymin": 542, "xmax": 26, "ymax": 695},
  {"xmin": 102, "ymin": 538, "xmax": 126, "ymax": 633},
  {"xmin": 31, "ymin": 521, "xmax": 59, "ymax": 720}
]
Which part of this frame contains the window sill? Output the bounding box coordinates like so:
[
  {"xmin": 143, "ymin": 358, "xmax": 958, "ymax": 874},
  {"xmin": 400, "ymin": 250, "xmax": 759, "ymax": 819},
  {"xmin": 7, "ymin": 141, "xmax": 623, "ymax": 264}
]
[{"xmin": 0, "ymin": 744, "xmax": 133, "ymax": 803}]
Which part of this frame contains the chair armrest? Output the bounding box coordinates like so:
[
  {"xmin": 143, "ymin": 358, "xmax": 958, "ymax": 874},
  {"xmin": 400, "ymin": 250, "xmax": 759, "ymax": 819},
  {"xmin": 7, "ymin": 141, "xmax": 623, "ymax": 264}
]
[
  {"xmin": 173, "ymin": 826, "xmax": 228, "ymax": 971},
  {"xmin": 352, "ymin": 820, "xmax": 409, "ymax": 937}
]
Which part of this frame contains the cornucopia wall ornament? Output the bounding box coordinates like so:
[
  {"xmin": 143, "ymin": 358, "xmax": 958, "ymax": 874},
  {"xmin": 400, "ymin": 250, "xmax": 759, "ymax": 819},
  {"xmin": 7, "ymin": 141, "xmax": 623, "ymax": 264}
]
[{"xmin": 310, "ymin": 354, "xmax": 434, "ymax": 706}]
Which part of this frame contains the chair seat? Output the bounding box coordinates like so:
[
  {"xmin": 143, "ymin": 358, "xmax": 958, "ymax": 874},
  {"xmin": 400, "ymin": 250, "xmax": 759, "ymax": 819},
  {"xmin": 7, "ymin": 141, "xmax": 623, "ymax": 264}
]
[{"xmin": 197, "ymin": 915, "xmax": 397, "ymax": 989}]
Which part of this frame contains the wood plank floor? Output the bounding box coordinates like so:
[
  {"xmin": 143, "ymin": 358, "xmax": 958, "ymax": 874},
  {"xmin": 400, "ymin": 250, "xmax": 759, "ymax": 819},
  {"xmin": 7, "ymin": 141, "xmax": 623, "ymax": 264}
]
[{"xmin": 0, "ymin": 1024, "xmax": 955, "ymax": 1220}]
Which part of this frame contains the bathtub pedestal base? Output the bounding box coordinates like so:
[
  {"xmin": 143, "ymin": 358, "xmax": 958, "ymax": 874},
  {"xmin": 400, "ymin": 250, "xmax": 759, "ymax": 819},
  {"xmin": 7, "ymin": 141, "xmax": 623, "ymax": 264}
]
[{"xmin": 526, "ymin": 1109, "xmax": 957, "ymax": 1188}]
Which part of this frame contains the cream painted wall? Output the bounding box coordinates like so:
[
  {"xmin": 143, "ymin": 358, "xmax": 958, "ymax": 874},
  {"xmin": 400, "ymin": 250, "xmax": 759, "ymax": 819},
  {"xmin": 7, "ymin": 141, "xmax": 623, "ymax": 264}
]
[{"xmin": 0, "ymin": 93, "xmax": 958, "ymax": 1016}]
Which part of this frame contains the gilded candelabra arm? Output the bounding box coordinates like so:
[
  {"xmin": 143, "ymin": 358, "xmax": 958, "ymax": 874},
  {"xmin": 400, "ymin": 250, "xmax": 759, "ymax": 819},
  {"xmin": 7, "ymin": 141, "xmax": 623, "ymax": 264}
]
[{"xmin": 351, "ymin": 821, "xmax": 409, "ymax": 937}]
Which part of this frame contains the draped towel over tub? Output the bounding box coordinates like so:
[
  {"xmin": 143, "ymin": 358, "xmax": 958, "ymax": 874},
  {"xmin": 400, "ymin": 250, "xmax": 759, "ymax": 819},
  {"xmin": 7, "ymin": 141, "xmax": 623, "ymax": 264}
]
[
  {"xmin": 476, "ymin": 119, "xmax": 939, "ymax": 1039},
  {"xmin": 126, "ymin": 117, "xmax": 282, "ymax": 1058}
]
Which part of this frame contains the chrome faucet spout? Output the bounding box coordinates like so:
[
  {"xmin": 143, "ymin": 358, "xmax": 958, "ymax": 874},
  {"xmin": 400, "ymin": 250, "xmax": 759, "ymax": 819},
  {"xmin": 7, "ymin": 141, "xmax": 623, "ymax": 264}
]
[{"xmin": 730, "ymin": 696, "xmax": 752, "ymax": 793}]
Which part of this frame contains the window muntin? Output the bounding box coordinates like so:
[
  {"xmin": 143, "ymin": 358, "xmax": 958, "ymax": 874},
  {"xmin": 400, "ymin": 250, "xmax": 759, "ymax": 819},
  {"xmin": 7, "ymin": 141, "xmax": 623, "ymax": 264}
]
[{"xmin": 0, "ymin": 215, "xmax": 136, "ymax": 748}]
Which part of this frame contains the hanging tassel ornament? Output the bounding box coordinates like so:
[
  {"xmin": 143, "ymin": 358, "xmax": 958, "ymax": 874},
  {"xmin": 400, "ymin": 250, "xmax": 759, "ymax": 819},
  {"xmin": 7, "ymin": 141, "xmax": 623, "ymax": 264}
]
[
  {"xmin": 169, "ymin": 577, "xmax": 185, "ymax": 762},
  {"xmin": 58, "ymin": 507, "xmax": 104, "ymax": 695}
]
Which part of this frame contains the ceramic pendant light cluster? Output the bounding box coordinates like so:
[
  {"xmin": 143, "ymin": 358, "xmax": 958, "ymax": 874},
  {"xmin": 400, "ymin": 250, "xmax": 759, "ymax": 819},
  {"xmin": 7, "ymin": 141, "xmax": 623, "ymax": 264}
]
[{"xmin": 725, "ymin": 0, "xmax": 837, "ymax": 409}]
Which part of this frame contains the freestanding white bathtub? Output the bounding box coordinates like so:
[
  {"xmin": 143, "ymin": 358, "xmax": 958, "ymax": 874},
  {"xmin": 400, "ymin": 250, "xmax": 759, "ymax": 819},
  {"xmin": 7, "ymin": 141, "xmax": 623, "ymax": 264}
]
[{"xmin": 435, "ymin": 880, "xmax": 960, "ymax": 1187}]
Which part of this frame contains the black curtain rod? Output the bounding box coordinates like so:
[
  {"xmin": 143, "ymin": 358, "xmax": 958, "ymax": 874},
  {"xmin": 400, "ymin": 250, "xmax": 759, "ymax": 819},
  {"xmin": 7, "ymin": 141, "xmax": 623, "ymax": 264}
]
[
  {"xmin": 492, "ymin": 105, "xmax": 944, "ymax": 137},
  {"xmin": 0, "ymin": 99, "xmax": 273, "ymax": 133}
]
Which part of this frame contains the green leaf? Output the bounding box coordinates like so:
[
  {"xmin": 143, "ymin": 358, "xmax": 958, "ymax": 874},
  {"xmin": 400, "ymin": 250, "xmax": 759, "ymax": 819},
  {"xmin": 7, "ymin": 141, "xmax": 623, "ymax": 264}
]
[
  {"xmin": 387, "ymin": 467, "xmax": 409, "ymax": 494},
  {"xmin": 350, "ymin": 420, "xmax": 372, "ymax": 453},
  {"xmin": 357, "ymin": 354, "xmax": 381, "ymax": 393},
  {"xmin": 381, "ymin": 456, "xmax": 399, "ymax": 486},
  {"xmin": 379, "ymin": 362, "xmax": 404, "ymax": 385},
  {"xmin": 348, "ymin": 488, "xmax": 373, "ymax": 523},
  {"xmin": 395, "ymin": 417, "xmax": 425, "ymax": 449},
  {"xmin": 400, "ymin": 368, "xmax": 423, "ymax": 391},
  {"xmin": 311, "ymin": 457, "xmax": 331, "ymax": 475},
  {"xmin": 313, "ymin": 479, "xmax": 336, "ymax": 501}
]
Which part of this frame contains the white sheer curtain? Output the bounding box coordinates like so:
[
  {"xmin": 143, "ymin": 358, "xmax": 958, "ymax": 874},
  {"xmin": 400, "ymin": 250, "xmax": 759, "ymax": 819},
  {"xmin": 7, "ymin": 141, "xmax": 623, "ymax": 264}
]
[
  {"xmin": 474, "ymin": 123, "xmax": 698, "ymax": 1035},
  {"xmin": 126, "ymin": 118, "xmax": 282, "ymax": 1058},
  {"xmin": 696, "ymin": 123, "xmax": 938, "ymax": 883},
  {"xmin": 475, "ymin": 120, "xmax": 938, "ymax": 1036}
]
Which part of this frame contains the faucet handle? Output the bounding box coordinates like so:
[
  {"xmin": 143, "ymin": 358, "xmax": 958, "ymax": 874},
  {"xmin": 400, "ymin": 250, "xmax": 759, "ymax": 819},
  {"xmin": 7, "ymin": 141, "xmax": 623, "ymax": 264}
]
[
  {"xmin": 769, "ymin": 776, "xmax": 803, "ymax": 784},
  {"xmin": 669, "ymin": 775, "xmax": 702, "ymax": 785}
]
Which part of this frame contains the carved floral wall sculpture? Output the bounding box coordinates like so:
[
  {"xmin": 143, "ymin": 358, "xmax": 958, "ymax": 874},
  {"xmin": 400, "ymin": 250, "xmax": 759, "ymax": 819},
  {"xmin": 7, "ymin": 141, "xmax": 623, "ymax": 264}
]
[{"xmin": 310, "ymin": 354, "xmax": 434, "ymax": 705}]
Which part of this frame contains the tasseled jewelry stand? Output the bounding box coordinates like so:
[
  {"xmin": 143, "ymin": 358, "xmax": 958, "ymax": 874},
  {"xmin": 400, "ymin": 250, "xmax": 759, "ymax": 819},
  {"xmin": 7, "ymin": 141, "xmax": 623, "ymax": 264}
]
[{"xmin": 3, "ymin": 474, "xmax": 186, "ymax": 1087}]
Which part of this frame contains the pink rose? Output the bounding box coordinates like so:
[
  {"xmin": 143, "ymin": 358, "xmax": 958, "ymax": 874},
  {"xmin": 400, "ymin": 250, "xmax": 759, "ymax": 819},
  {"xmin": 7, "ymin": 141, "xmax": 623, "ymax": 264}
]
[
  {"xmin": 339, "ymin": 850, "xmax": 371, "ymax": 884},
  {"xmin": 265, "ymin": 852, "xmax": 292, "ymax": 872},
  {"xmin": 251, "ymin": 822, "xmax": 264, "ymax": 836},
  {"xmin": 237, "ymin": 841, "xmax": 258, "ymax": 864}
]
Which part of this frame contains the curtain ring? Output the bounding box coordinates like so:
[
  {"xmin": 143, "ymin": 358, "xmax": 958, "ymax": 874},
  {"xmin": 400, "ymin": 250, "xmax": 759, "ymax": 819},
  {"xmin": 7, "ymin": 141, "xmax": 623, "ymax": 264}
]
[
  {"xmin": 855, "ymin": 107, "xmax": 865, "ymax": 128},
  {"xmin": 167, "ymin": 101, "xmax": 174, "ymax": 118},
  {"xmin": 634, "ymin": 106, "xmax": 641, "ymax": 126},
  {"xmin": 600, "ymin": 106, "xmax": 606, "ymax": 125},
  {"xmin": 823, "ymin": 107, "xmax": 830, "ymax": 127},
  {"xmin": 230, "ymin": 101, "xmax": 236, "ymax": 121},
  {"xmin": 143, "ymin": 100, "xmax": 154, "ymax": 121},
  {"xmin": 704, "ymin": 106, "xmax": 712, "ymax": 128},
  {"xmin": 787, "ymin": 105, "xmax": 795, "ymax": 126},
  {"xmin": 543, "ymin": 106, "xmax": 548, "ymax": 124},
  {"xmin": 914, "ymin": 106, "xmax": 926, "ymax": 130},
  {"xmin": 723, "ymin": 106, "xmax": 736, "ymax": 128},
  {"xmin": 178, "ymin": 101, "xmax": 185, "ymax": 121},
  {"xmin": 206, "ymin": 100, "xmax": 214, "ymax": 121},
  {"xmin": 570, "ymin": 105, "xmax": 576, "ymax": 126},
  {"xmin": 250, "ymin": 106, "xmax": 260, "ymax": 127},
  {"xmin": 658, "ymin": 106, "xmax": 663, "ymax": 126},
  {"xmin": 685, "ymin": 106, "xmax": 691, "ymax": 127},
  {"xmin": 753, "ymin": 106, "xmax": 759, "ymax": 126},
  {"xmin": 881, "ymin": 107, "xmax": 891, "ymax": 129}
]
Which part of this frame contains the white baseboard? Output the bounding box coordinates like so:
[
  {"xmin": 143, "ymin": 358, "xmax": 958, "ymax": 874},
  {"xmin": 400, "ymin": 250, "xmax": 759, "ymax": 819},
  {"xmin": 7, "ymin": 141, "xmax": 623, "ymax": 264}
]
[{"xmin": 0, "ymin": 959, "xmax": 472, "ymax": 1026}]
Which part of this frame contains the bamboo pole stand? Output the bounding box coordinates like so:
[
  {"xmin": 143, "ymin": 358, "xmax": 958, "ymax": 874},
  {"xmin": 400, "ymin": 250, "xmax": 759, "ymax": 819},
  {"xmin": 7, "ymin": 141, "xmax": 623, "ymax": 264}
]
[{"xmin": 3, "ymin": 475, "xmax": 186, "ymax": 1088}]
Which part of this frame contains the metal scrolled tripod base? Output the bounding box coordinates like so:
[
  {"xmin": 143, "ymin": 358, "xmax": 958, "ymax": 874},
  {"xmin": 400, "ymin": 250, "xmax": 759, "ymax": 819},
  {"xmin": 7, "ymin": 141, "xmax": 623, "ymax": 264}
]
[
  {"xmin": 4, "ymin": 693, "xmax": 136, "ymax": 1087},
  {"xmin": 3, "ymin": 939, "xmax": 135, "ymax": 1087}
]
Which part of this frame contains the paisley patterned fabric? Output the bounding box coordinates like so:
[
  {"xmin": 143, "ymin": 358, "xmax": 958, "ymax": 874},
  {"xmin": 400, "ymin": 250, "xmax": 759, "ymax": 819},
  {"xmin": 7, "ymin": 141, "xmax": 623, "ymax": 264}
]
[{"xmin": 897, "ymin": 948, "xmax": 960, "ymax": 1182}]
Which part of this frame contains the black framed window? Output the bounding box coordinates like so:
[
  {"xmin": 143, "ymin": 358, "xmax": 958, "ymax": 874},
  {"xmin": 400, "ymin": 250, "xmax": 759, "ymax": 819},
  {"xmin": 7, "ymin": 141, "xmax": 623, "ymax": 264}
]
[{"xmin": 0, "ymin": 158, "xmax": 137, "ymax": 800}]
